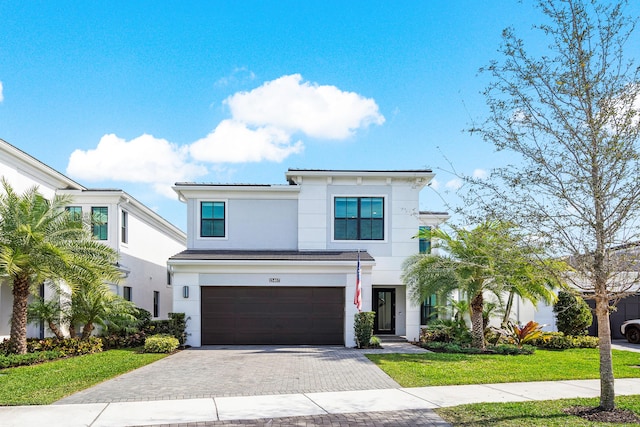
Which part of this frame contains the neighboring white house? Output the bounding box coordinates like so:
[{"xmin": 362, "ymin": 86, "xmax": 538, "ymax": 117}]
[
  {"xmin": 0, "ymin": 138, "xmax": 186, "ymax": 339},
  {"xmin": 169, "ymin": 169, "xmax": 449, "ymax": 347}
]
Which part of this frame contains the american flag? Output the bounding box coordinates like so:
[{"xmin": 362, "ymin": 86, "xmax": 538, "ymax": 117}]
[{"xmin": 354, "ymin": 251, "xmax": 362, "ymax": 311}]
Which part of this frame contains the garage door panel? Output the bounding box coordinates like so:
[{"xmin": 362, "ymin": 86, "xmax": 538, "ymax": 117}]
[{"xmin": 201, "ymin": 286, "xmax": 344, "ymax": 345}]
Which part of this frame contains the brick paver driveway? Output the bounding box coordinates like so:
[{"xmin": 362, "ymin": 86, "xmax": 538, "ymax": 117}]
[{"xmin": 56, "ymin": 345, "xmax": 422, "ymax": 404}]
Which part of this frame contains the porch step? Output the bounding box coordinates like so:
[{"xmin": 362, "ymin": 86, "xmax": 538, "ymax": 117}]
[{"xmin": 376, "ymin": 335, "xmax": 408, "ymax": 343}]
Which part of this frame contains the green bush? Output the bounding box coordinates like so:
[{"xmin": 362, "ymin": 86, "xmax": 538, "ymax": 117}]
[
  {"xmin": 530, "ymin": 332, "xmax": 599, "ymax": 349},
  {"xmin": 0, "ymin": 350, "xmax": 64, "ymax": 368},
  {"xmin": 553, "ymin": 290, "xmax": 593, "ymax": 336},
  {"xmin": 354, "ymin": 312, "xmax": 376, "ymax": 349},
  {"xmin": 369, "ymin": 335, "xmax": 382, "ymax": 348},
  {"xmin": 101, "ymin": 331, "xmax": 147, "ymax": 349},
  {"xmin": 420, "ymin": 319, "xmax": 472, "ymax": 344},
  {"xmin": 421, "ymin": 341, "xmax": 535, "ymax": 355},
  {"xmin": 144, "ymin": 334, "xmax": 179, "ymax": 353}
]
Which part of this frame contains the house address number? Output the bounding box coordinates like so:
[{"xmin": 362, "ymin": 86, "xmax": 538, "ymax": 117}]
[{"xmin": 269, "ymin": 278, "xmax": 280, "ymax": 283}]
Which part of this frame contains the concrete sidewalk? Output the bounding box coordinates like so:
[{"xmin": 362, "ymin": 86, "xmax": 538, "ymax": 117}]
[{"xmin": 3, "ymin": 378, "xmax": 640, "ymax": 427}]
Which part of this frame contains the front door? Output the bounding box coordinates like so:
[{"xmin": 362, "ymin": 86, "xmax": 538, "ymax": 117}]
[{"xmin": 373, "ymin": 288, "xmax": 395, "ymax": 334}]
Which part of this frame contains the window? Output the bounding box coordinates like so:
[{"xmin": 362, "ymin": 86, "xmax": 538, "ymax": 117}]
[
  {"xmin": 419, "ymin": 226, "xmax": 431, "ymax": 254},
  {"xmin": 420, "ymin": 294, "xmax": 438, "ymax": 325},
  {"xmin": 167, "ymin": 268, "xmax": 172, "ymax": 286},
  {"xmin": 121, "ymin": 211, "xmax": 128, "ymax": 244},
  {"xmin": 65, "ymin": 206, "xmax": 82, "ymax": 223},
  {"xmin": 91, "ymin": 207, "xmax": 108, "ymax": 240},
  {"xmin": 153, "ymin": 291, "xmax": 160, "ymax": 317},
  {"xmin": 334, "ymin": 197, "xmax": 384, "ymax": 240},
  {"xmin": 123, "ymin": 286, "xmax": 132, "ymax": 302},
  {"xmin": 200, "ymin": 201, "xmax": 225, "ymax": 237}
]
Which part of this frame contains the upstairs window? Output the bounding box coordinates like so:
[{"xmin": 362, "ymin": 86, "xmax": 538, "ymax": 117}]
[
  {"xmin": 65, "ymin": 206, "xmax": 82, "ymax": 223},
  {"xmin": 200, "ymin": 201, "xmax": 225, "ymax": 238},
  {"xmin": 91, "ymin": 207, "xmax": 108, "ymax": 240},
  {"xmin": 419, "ymin": 226, "xmax": 431, "ymax": 254},
  {"xmin": 334, "ymin": 197, "xmax": 384, "ymax": 240},
  {"xmin": 121, "ymin": 211, "xmax": 128, "ymax": 244}
]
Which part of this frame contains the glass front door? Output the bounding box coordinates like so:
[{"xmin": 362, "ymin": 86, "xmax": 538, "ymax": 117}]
[{"xmin": 373, "ymin": 288, "xmax": 395, "ymax": 334}]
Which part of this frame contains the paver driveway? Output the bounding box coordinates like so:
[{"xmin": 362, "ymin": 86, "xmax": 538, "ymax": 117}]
[{"xmin": 56, "ymin": 345, "xmax": 425, "ymax": 404}]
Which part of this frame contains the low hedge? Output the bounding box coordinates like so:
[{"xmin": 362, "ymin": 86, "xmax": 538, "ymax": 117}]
[
  {"xmin": 0, "ymin": 337, "xmax": 104, "ymax": 369},
  {"xmin": 144, "ymin": 334, "xmax": 179, "ymax": 353},
  {"xmin": 421, "ymin": 341, "xmax": 536, "ymax": 355},
  {"xmin": 529, "ymin": 332, "xmax": 599, "ymax": 349},
  {"xmin": 0, "ymin": 350, "xmax": 63, "ymax": 369}
]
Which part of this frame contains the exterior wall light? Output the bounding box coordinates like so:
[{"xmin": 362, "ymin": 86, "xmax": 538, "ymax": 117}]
[{"xmin": 183, "ymin": 286, "xmax": 189, "ymax": 299}]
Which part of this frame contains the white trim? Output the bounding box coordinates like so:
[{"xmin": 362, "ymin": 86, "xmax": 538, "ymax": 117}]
[
  {"xmin": 330, "ymin": 194, "xmax": 389, "ymax": 244},
  {"xmin": 196, "ymin": 199, "xmax": 229, "ymax": 241}
]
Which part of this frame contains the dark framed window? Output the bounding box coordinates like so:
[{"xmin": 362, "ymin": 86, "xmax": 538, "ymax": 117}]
[
  {"xmin": 419, "ymin": 226, "xmax": 431, "ymax": 254},
  {"xmin": 167, "ymin": 268, "xmax": 172, "ymax": 286},
  {"xmin": 91, "ymin": 207, "xmax": 108, "ymax": 240},
  {"xmin": 65, "ymin": 206, "xmax": 82, "ymax": 223},
  {"xmin": 200, "ymin": 201, "xmax": 225, "ymax": 237},
  {"xmin": 153, "ymin": 291, "xmax": 159, "ymax": 317},
  {"xmin": 334, "ymin": 197, "xmax": 384, "ymax": 240},
  {"xmin": 121, "ymin": 211, "xmax": 128, "ymax": 244},
  {"xmin": 420, "ymin": 294, "xmax": 438, "ymax": 325},
  {"xmin": 123, "ymin": 286, "xmax": 132, "ymax": 302}
]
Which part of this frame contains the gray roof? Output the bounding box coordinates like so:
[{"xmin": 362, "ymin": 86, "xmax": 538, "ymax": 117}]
[{"xmin": 169, "ymin": 250, "xmax": 374, "ymax": 262}]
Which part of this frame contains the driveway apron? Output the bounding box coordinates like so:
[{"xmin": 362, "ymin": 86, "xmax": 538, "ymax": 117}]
[{"xmin": 54, "ymin": 345, "xmax": 420, "ymax": 404}]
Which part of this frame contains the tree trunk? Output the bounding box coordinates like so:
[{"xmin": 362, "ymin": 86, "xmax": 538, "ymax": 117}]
[
  {"xmin": 595, "ymin": 293, "xmax": 615, "ymax": 410},
  {"xmin": 501, "ymin": 291, "xmax": 515, "ymax": 328},
  {"xmin": 81, "ymin": 323, "xmax": 94, "ymax": 340},
  {"xmin": 8, "ymin": 275, "xmax": 31, "ymax": 355},
  {"xmin": 470, "ymin": 292, "xmax": 485, "ymax": 349},
  {"xmin": 47, "ymin": 321, "xmax": 65, "ymax": 340}
]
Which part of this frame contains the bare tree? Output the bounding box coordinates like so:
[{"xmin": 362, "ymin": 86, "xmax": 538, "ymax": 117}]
[{"xmin": 466, "ymin": 0, "xmax": 640, "ymax": 411}]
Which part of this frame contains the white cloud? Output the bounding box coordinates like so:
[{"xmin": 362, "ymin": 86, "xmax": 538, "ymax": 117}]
[
  {"xmin": 0, "ymin": 81, "xmax": 4, "ymax": 102},
  {"xmin": 190, "ymin": 119, "xmax": 303, "ymax": 163},
  {"xmin": 67, "ymin": 134, "xmax": 208, "ymax": 197},
  {"xmin": 225, "ymin": 74, "xmax": 385, "ymax": 139},
  {"xmin": 215, "ymin": 67, "xmax": 256, "ymax": 87},
  {"xmin": 445, "ymin": 179, "xmax": 463, "ymax": 190},
  {"xmin": 473, "ymin": 169, "xmax": 488, "ymax": 179},
  {"xmin": 67, "ymin": 74, "xmax": 383, "ymax": 197}
]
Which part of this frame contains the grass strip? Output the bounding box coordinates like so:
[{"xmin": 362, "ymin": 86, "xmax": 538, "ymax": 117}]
[
  {"xmin": 366, "ymin": 348, "xmax": 640, "ymax": 387},
  {"xmin": 0, "ymin": 348, "xmax": 167, "ymax": 405},
  {"xmin": 436, "ymin": 395, "xmax": 640, "ymax": 426}
]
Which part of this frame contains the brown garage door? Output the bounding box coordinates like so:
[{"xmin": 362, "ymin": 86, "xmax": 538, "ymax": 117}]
[{"xmin": 201, "ymin": 286, "xmax": 345, "ymax": 345}]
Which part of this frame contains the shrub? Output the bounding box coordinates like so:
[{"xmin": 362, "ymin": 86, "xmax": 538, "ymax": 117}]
[
  {"xmin": 508, "ymin": 321, "xmax": 547, "ymax": 348},
  {"xmin": 101, "ymin": 331, "xmax": 147, "ymax": 350},
  {"xmin": 553, "ymin": 290, "xmax": 593, "ymax": 336},
  {"xmin": 530, "ymin": 332, "xmax": 599, "ymax": 349},
  {"xmin": 0, "ymin": 350, "xmax": 64, "ymax": 368},
  {"xmin": 420, "ymin": 319, "xmax": 472, "ymax": 344},
  {"xmin": 144, "ymin": 334, "xmax": 179, "ymax": 353},
  {"xmin": 421, "ymin": 341, "xmax": 535, "ymax": 355},
  {"xmin": 26, "ymin": 337, "xmax": 103, "ymax": 356},
  {"xmin": 354, "ymin": 312, "xmax": 376, "ymax": 349},
  {"xmin": 369, "ymin": 335, "xmax": 382, "ymax": 348}
]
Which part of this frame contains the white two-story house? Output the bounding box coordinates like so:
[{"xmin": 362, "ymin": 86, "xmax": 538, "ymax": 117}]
[
  {"xmin": 0, "ymin": 139, "xmax": 186, "ymax": 339},
  {"xmin": 169, "ymin": 169, "xmax": 448, "ymax": 347}
]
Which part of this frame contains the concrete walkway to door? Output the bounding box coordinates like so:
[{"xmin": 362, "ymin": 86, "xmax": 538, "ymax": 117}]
[{"xmin": 55, "ymin": 344, "xmax": 429, "ymax": 404}]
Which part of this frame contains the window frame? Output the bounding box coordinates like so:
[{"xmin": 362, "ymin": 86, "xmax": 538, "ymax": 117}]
[
  {"xmin": 65, "ymin": 206, "xmax": 83, "ymax": 223},
  {"xmin": 332, "ymin": 196, "xmax": 386, "ymax": 242},
  {"xmin": 121, "ymin": 210, "xmax": 128, "ymax": 244},
  {"xmin": 198, "ymin": 200, "xmax": 227, "ymax": 239},
  {"xmin": 91, "ymin": 207, "xmax": 109, "ymax": 241},
  {"xmin": 153, "ymin": 291, "xmax": 159, "ymax": 318},
  {"xmin": 123, "ymin": 286, "xmax": 132, "ymax": 302}
]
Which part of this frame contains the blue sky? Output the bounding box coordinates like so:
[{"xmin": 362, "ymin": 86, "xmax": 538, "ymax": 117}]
[{"xmin": 1, "ymin": 1, "xmax": 638, "ymax": 230}]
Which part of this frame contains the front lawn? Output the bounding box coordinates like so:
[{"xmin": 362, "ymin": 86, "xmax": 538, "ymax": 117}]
[
  {"xmin": 437, "ymin": 395, "xmax": 640, "ymax": 426},
  {"xmin": 366, "ymin": 349, "xmax": 640, "ymax": 387},
  {"xmin": 0, "ymin": 348, "xmax": 168, "ymax": 405}
]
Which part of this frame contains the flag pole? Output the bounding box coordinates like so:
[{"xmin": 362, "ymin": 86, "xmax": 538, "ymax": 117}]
[{"xmin": 354, "ymin": 249, "xmax": 362, "ymax": 312}]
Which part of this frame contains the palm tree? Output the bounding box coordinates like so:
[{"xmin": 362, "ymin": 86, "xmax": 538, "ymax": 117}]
[
  {"xmin": 26, "ymin": 296, "xmax": 68, "ymax": 340},
  {"xmin": 402, "ymin": 221, "xmax": 563, "ymax": 349},
  {"xmin": 0, "ymin": 179, "xmax": 121, "ymax": 354},
  {"xmin": 70, "ymin": 278, "xmax": 137, "ymax": 340}
]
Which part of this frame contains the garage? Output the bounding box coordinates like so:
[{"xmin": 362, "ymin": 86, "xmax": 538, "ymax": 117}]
[
  {"xmin": 587, "ymin": 294, "xmax": 640, "ymax": 339},
  {"xmin": 201, "ymin": 286, "xmax": 345, "ymax": 345}
]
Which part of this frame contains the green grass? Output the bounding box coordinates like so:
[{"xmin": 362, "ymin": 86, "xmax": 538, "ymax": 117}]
[
  {"xmin": 436, "ymin": 395, "xmax": 640, "ymax": 426},
  {"xmin": 366, "ymin": 348, "xmax": 640, "ymax": 387},
  {"xmin": 0, "ymin": 348, "xmax": 168, "ymax": 405}
]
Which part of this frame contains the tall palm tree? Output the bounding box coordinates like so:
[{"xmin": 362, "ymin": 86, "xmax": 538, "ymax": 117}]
[
  {"xmin": 0, "ymin": 179, "xmax": 121, "ymax": 354},
  {"xmin": 402, "ymin": 221, "xmax": 564, "ymax": 349}
]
